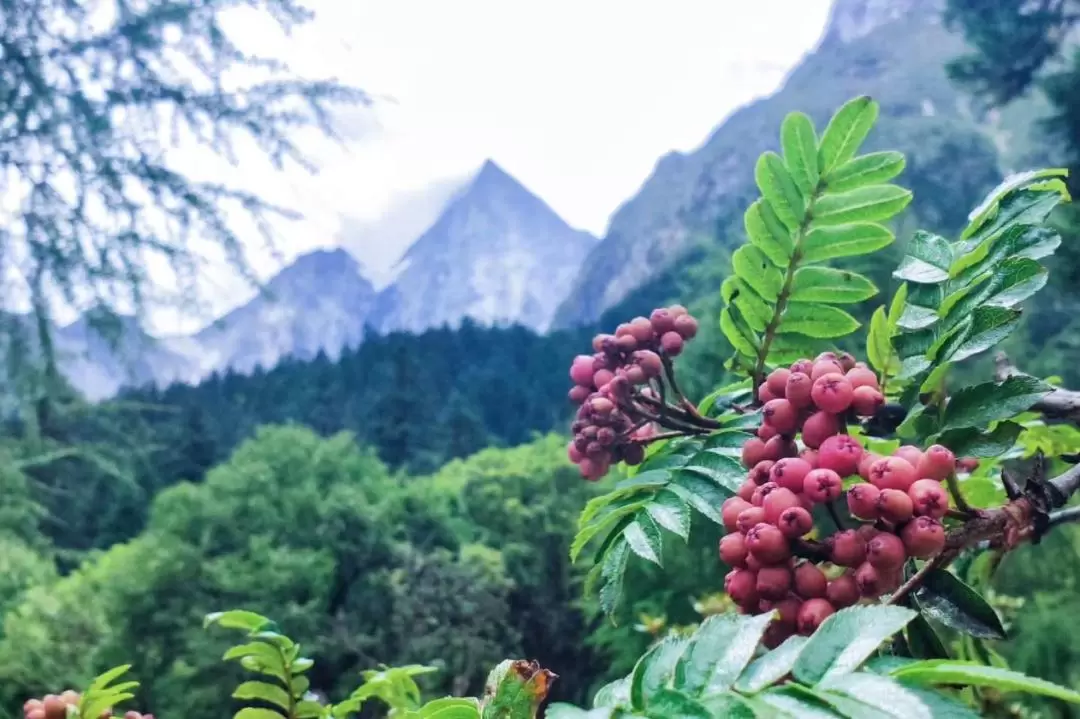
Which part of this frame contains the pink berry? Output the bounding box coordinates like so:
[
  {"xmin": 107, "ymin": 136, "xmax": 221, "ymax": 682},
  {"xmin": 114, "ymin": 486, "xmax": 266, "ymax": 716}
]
[
  {"xmin": 763, "ymin": 487, "xmax": 802, "ymax": 524},
  {"xmin": 649, "ymin": 308, "xmax": 675, "ymax": 334},
  {"xmin": 736, "ymin": 506, "xmax": 766, "ymax": 534},
  {"xmin": 569, "ymin": 385, "xmax": 591, "ymax": 403},
  {"xmin": 628, "ymin": 317, "xmax": 655, "ymax": 343},
  {"xmin": 894, "ymin": 445, "xmax": 924, "ymax": 469},
  {"xmin": 737, "ymin": 479, "xmax": 757, "ymax": 502},
  {"xmin": 766, "ymin": 368, "xmax": 791, "ymax": 398},
  {"xmin": 757, "ymin": 565, "xmax": 793, "ymax": 600},
  {"xmin": 876, "ymin": 488, "xmax": 914, "ymax": 524},
  {"xmin": 722, "ymin": 497, "xmax": 753, "ymax": 533},
  {"xmin": 746, "ymin": 523, "xmax": 791, "ymax": 565},
  {"xmin": 794, "ymin": 562, "xmax": 828, "ymax": 598},
  {"xmin": 570, "ymin": 355, "xmax": 596, "ymax": 386},
  {"xmin": 789, "ymin": 359, "xmax": 813, "ymax": 376},
  {"xmin": 846, "ymin": 483, "xmax": 881, "ymax": 520},
  {"xmin": 830, "ymin": 529, "xmax": 867, "ymax": 567},
  {"xmin": 846, "ymin": 366, "xmax": 879, "ymax": 389},
  {"xmin": 811, "ymin": 360, "xmax": 844, "ymax": 382},
  {"xmin": 719, "ymin": 532, "xmax": 749, "ymax": 568},
  {"xmin": 901, "ymin": 516, "xmax": 946, "ymax": 559},
  {"xmin": 751, "ymin": 481, "xmax": 780, "ymax": 508},
  {"xmin": 633, "ymin": 350, "xmax": 663, "ymax": 378},
  {"xmin": 661, "ymin": 331, "xmax": 684, "ymax": 356},
  {"xmin": 802, "ymin": 411, "xmax": 840, "ymax": 449},
  {"xmin": 770, "ymin": 457, "xmax": 814, "ymax": 493},
  {"xmin": 777, "ymin": 506, "xmax": 814, "ymax": 538},
  {"xmin": 757, "ymin": 423, "xmax": 778, "ymax": 441},
  {"xmin": 757, "ymin": 383, "xmax": 777, "ymax": 403},
  {"xmin": 869, "ymin": 457, "xmax": 917, "ymax": 492},
  {"xmin": 866, "ymin": 533, "xmax": 906, "ymax": 570},
  {"xmin": 818, "ymin": 434, "xmax": 864, "ymax": 477},
  {"xmin": 725, "ymin": 569, "xmax": 759, "ymax": 606},
  {"xmin": 851, "ymin": 386, "xmax": 885, "ymax": 416},
  {"xmin": 785, "ymin": 372, "xmax": 814, "ymax": 408},
  {"xmin": 858, "ymin": 452, "xmax": 882, "ymax": 481},
  {"xmin": 763, "ymin": 398, "xmax": 799, "ymax": 434},
  {"xmin": 797, "ymin": 598, "xmax": 835, "ymax": 635},
  {"xmin": 567, "ymin": 441, "xmax": 584, "ymax": 463},
  {"xmin": 811, "ymin": 373, "xmax": 854, "ymax": 414},
  {"xmin": 917, "ymin": 444, "xmax": 957, "ymax": 482},
  {"xmin": 909, "ymin": 478, "xmax": 950, "ymax": 519},
  {"xmin": 742, "ymin": 438, "xmax": 768, "ymax": 469},
  {"xmin": 763, "ymin": 435, "xmax": 798, "ymax": 461},
  {"xmin": 750, "ymin": 460, "xmax": 776, "ymax": 486},
  {"xmin": 827, "ymin": 573, "xmax": 860, "ymax": 608},
  {"xmin": 673, "ymin": 314, "xmax": 699, "ymax": 340},
  {"xmin": 803, "ymin": 468, "xmax": 843, "ymax": 503}
]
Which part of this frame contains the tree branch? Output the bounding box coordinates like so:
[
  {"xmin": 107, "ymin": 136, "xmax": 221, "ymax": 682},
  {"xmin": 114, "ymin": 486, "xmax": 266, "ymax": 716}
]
[{"xmin": 994, "ymin": 352, "xmax": 1080, "ymax": 424}]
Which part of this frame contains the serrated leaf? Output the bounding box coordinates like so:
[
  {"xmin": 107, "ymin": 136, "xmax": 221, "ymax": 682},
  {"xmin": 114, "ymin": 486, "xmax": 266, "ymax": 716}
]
[
  {"xmin": 892, "ymin": 661, "xmax": 1080, "ymax": 704},
  {"xmin": 818, "ymin": 95, "xmax": 879, "ymax": 174},
  {"xmin": 645, "ymin": 490, "xmax": 691, "ymax": 540},
  {"xmin": 802, "ymin": 222, "xmax": 894, "ymax": 262},
  {"xmin": 643, "ymin": 688, "xmax": 711, "ymax": 719},
  {"xmin": 905, "ymin": 614, "xmax": 950, "ymax": 660},
  {"xmin": 597, "ymin": 537, "xmax": 630, "ymax": 615},
  {"xmin": 946, "ymin": 306, "xmax": 1022, "ymax": 363},
  {"xmin": 812, "ymin": 185, "xmax": 912, "ymax": 226},
  {"xmin": 418, "ymin": 698, "xmax": 481, "ymax": 718},
  {"xmin": 721, "ymin": 307, "xmax": 759, "ymax": 359},
  {"xmin": 893, "ymin": 231, "xmax": 952, "ymax": 284},
  {"xmin": 819, "ymin": 672, "xmax": 934, "ymax": 719},
  {"xmin": 593, "ymin": 676, "xmax": 631, "ymax": 709},
  {"xmin": 793, "ymin": 606, "xmax": 916, "ymax": 685},
  {"xmin": 571, "ymin": 503, "xmax": 642, "ymax": 563},
  {"xmin": 756, "ymin": 152, "xmax": 806, "ymax": 230},
  {"xmin": 782, "ymin": 112, "xmax": 819, "ymax": 195},
  {"xmin": 675, "ymin": 612, "xmax": 774, "ymax": 696},
  {"xmin": 940, "ymin": 376, "xmax": 1052, "ymax": 432},
  {"xmin": 631, "ymin": 636, "xmax": 689, "ymax": 709},
  {"xmin": 935, "ymin": 421, "xmax": 1023, "ymax": 458},
  {"xmin": 755, "ymin": 686, "xmax": 846, "ymax": 718},
  {"xmin": 778, "ymin": 303, "xmax": 860, "ymax": 339},
  {"xmin": 735, "ymin": 635, "xmax": 809, "ymax": 694},
  {"xmin": 744, "ymin": 199, "xmax": 794, "ymax": 266},
  {"xmin": 234, "ymin": 709, "xmax": 287, "ymax": 719},
  {"xmin": 699, "ymin": 693, "xmax": 758, "ymax": 718},
  {"xmin": 732, "ymin": 245, "xmax": 784, "ymax": 300},
  {"xmin": 682, "ymin": 450, "xmax": 744, "ymax": 494},
  {"xmin": 913, "ymin": 569, "xmax": 1007, "ymax": 640},
  {"xmin": 896, "ymin": 303, "xmax": 938, "ymax": 331},
  {"xmin": 702, "ymin": 429, "xmax": 753, "ymax": 455},
  {"xmin": 790, "ymin": 267, "xmax": 877, "ymax": 303},
  {"xmin": 866, "ymin": 307, "xmax": 891, "ymax": 375},
  {"xmin": 233, "ymin": 681, "xmax": 292, "ymax": 711},
  {"xmin": 953, "ymin": 223, "xmax": 1061, "ymax": 284},
  {"xmin": 205, "ymin": 610, "xmax": 272, "ymax": 632},
  {"xmin": 667, "ymin": 471, "xmax": 726, "ymax": 525},
  {"xmin": 623, "ymin": 514, "xmax": 663, "ymax": 566},
  {"xmin": 722, "ymin": 277, "xmax": 773, "ymax": 333},
  {"xmin": 962, "ymin": 168, "xmax": 1069, "ymax": 240},
  {"xmin": 887, "ymin": 282, "xmax": 908, "ymax": 328},
  {"xmin": 826, "ymin": 150, "xmax": 905, "ymax": 193}
]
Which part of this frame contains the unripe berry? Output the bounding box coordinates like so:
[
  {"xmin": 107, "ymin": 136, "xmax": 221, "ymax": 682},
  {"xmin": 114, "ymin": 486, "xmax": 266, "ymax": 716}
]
[
  {"xmin": 894, "ymin": 445, "xmax": 924, "ymax": 469},
  {"xmin": 846, "ymin": 366, "xmax": 879, "ymax": 389},
  {"xmin": 750, "ymin": 460, "xmax": 776, "ymax": 485},
  {"xmin": 866, "ymin": 532, "xmax": 906, "ymax": 570},
  {"xmin": 826, "ymin": 572, "xmax": 860, "ymax": 608},
  {"xmin": 803, "ymin": 468, "xmax": 843, "ymax": 503},
  {"xmin": 847, "ymin": 483, "xmax": 880, "ymax": 520},
  {"xmin": 769, "ymin": 457, "xmax": 813, "ymax": 493},
  {"xmin": 763, "ymin": 487, "xmax": 802, "ymax": 524},
  {"xmin": 763, "ymin": 435, "xmax": 798, "ymax": 461},
  {"xmin": 797, "ymin": 598, "xmax": 835, "ymax": 635},
  {"xmin": 794, "ymin": 562, "xmax": 828, "ymax": 598},
  {"xmin": 901, "ymin": 516, "xmax": 946, "ymax": 559},
  {"xmin": 789, "ymin": 358, "xmax": 813, "ymax": 376},
  {"xmin": 737, "ymin": 479, "xmax": 757, "ymax": 502},
  {"xmin": 777, "ymin": 506, "xmax": 814, "ymax": 538},
  {"xmin": 917, "ymin": 444, "xmax": 956, "ymax": 482},
  {"xmin": 851, "ymin": 385, "xmax": 885, "ymax": 416},
  {"xmin": 869, "ymin": 457, "xmax": 917, "ymax": 491},
  {"xmin": 811, "ymin": 360, "xmax": 845, "ymax": 381},
  {"xmin": 909, "ymin": 478, "xmax": 949, "ymax": 519},
  {"xmin": 766, "ymin": 368, "xmax": 791, "ymax": 398},
  {"xmin": 742, "ymin": 437, "xmax": 768, "ymax": 468},
  {"xmin": 757, "ymin": 565, "xmax": 793, "ymax": 600},
  {"xmin": 818, "ymin": 434, "xmax": 864, "ymax": 477},
  {"xmin": 877, "ymin": 488, "xmax": 914, "ymax": 524},
  {"xmin": 746, "ymin": 523, "xmax": 791, "ymax": 565},
  {"xmin": 736, "ymin": 506, "xmax": 766, "ymax": 534},
  {"xmin": 570, "ymin": 355, "xmax": 595, "ymax": 386},
  {"xmin": 725, "ymin": 569, "xmax": 759, "ymax": 606},
  {"xmin": 801, "ymin": 411, "xmax": 840, "ymax": 449},
  {"xmin": 830, "ymin": 529, "xmax": 867, "ymax": 567},
  {"xmin": 633, "ymin": 350, "xmax": 663, "ymax": 378},
  {"xmin": 649, "ymin": 308, "xmax": 675, "ymax": 334},
  {"xmin": 763, "ymin": 398, "xmax": 799, "ymax": 434},
  {"xmin": 673, "ymin": 314, "xmax": 699, "ymax": 340},
  {"xmin": 722, "ymin": 497, "xmax": 753, "ymax": 533},
  {"xmin": 567, "ymin": 442, "xmax": 584, "ymax": 463},
  {"xmin": 751, "ymin": 481, "xmax": 780, "ymax": 507},
  {"xmin": 811, "ymin": 373, "xmax": 855, "ymax": 413},
  {"xmin": 785, "ymin": 371, "xmax": 814, "ymax": 408},
  {"xmin": 719, "ymin": 532, "xmax": 749, "ymax": 568},
  {"xmin": 660, "ymin": 331, "xmax": 684, "ymax": 355}
]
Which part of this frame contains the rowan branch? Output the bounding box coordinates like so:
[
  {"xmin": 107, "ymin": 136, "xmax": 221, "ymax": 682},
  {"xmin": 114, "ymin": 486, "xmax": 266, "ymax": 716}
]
[{"xmin": 994, "ymin": 351, "xmax": 1080, "ymax": 424}]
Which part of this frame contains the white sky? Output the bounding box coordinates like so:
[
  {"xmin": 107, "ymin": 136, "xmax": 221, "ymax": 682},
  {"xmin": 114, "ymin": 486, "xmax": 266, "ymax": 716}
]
[{"xmin": 148, "ymin": 0, "xmax": 835, "ymax": 334}]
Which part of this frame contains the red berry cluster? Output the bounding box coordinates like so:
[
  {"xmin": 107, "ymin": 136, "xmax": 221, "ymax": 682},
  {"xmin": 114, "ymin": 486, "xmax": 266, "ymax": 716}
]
[
  {"xmin": 720, "ymin": 353, "xmax": 957, "ymax": 647},
  {"xmin": 23, "ymin": 692, "xmax": 153, "ymax": 719},
  {"xmin": 566, "ymin": 306, "xmax": 700, "ymax": 480}
]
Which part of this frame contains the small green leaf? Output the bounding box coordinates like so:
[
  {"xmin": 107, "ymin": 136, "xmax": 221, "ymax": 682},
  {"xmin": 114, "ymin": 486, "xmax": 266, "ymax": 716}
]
[
  {"xmin": 723, "ymin": 277, "xmax": 773, "ymax": 333},
  {"xmin": 781, "ymin": 111, "xmax": 819, "ymax": 196},
  {"xmin": 682, "ymin": 450, "xmax": 745, "ymax": 494},
  {"xmin": 962, "ymin": 168, "xmax": 1069, "ymax": 240},
  {"xmin": 812, "ymin": 185, "xmax": 912, "ymax": 226},
  {"xmin": 935, "ymin": 421, "xmax": 1023, "ymax": 458},
  {"xmin": 896, "ymin": 303, "xmax": 938, "ymax": 331},
  {"xmin": 818, "ymin": 95, "xmax": 879, "ymax": 174},
  {"xmin": 643, "ymin": 688, "xmax": 711, "ymax": 719},
  {"xmin": 891, "ymin": 661, "xmax": 1080, "ymax": 704},
  {"xmin": 893, "ymin": 231, "xmax": 952, "ymax": 284},
  {"xmin": 205, "ymin": 610, "xmax": 273, "ymax": 632},
  {"xmin": 946, "ymin": 306, "xmax": 1022, "ymax": 363},
  {"xmin": 667, "ymin": 471, "xmax": 727, "ymax": 525},
  {"xmin": 732, "ymin": 244, "xmax": 784, "ymax": 300},
  {"xmin": 419, "ymin": 698, "xmax": 482, "ymax": 718},
  {"xmin": 645, "ymin": 490, "xmax": 691, "ymax": 541},
  {"xmin": 593, "ymin": 676, "xmax": 631, "ymax": 709},
  {"xmin": 941, "ymin": 375, "xmax": 1053, "ymax": 432},
  {"xmin": 571, "ymin": 503, "xmax": 642, "ymax": 563},
  {"xmin": 790, "ymin": 267, "xmax": 877, "ymax": 303},
  {"xmin": 793, "ymin": 606, "xmax": 916, "ymax": 685},
  {"xmin": 866, "ymin": 307, "xmax": 891, "ymax": 376},
  {"xmin": 755, "ymin": 152, "xmax": 806, "ymax": 231},
  {"xmin": 905, "ymin": 614, "xmax": 950, "ymax": 660},
  {"xmin": 735, "ymin": 635, "xmax": 809, "ymax": 694},
  {"xmin": 233, "ymin": 681, "xmax": 292, "ymax": 711},
  {"xmin": 631, "ymin": 636, "xmax": 689, "ymax": 709},
  {"xmin": 87, "ymin": 665, "xmax": 133, "ymax": 691},
  {"xmin": 623, "ymin": 514, "xmax": 663, "ymax": 566},
  {"xmin": 826, "ymin": 151, "xmax": 906, "ymax": 193},
  {"xmin": 721, "ymin": 307, "xmax": 759, "ymax": 359},
  {"xmin": 802, "ymin": 223, "xmax": 894, "ymax": 262},
  {"xmin": 675, "ymin": 612, "xmax": 774, "ymax": 696},
  {"xmin": 755, "ymin": 686, "xmax": 846, "ymax": 718},
  {"xmin": 744, "ymin": 199, "xmax": 794, "ymax": 267},
  {"xmin": 779, "ymin": 303, "xmax": 860, "ymax": 339},
  {"xmin": 887, "ymin": 282, "xmax": 908, "ymax": 329},
  {"xmin": 234, "ymin": 710, "xmax": 286, "ymax": 719},
  {"xmin": 699, "ymin": 692, "xmax": 758, "ymax": 718},
  {"xmin": 597, "ymin": 537, "xmax": 629, "ymax": 615},
  {"xmin": 819, "ymin": 672, "xmax": 934, "ymax": 719},
  {"xmin": 913, "ymin": 569, "xmax": 1007, "ymax": 640}
]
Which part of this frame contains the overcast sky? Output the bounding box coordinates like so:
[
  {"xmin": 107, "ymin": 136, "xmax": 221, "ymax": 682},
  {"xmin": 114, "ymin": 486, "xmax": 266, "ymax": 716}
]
[{"xmin": 150, "ymin": 0, "xmax": 834, "ymax": 334}]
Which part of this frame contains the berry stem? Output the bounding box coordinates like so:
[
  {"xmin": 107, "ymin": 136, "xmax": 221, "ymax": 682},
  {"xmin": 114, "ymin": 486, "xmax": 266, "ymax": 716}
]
[
  {"xmin": 632, "ymin": 390, "xmax": 723, "ymax": 431},
  {"xmin": 661, "ymin": 355, "xmax": 708, "ymax": 422},
  {"xmin": 945, "ymin": 471, "xmax": 973, "ymax": 515},
  {"xmin": 887, "ymin": 553, "xmax": 949, "ymax": 606},
  {"xmin": 638, "ymin": 430, "xmax": 694, "ymax": 444}
]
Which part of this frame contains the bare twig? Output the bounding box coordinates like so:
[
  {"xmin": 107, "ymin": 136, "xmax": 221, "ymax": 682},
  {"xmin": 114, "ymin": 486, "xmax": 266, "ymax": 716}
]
[
  {"xmin": 995, "ymin": 351, "xmax": 1080, "ymax": 424},
  {"xmin": 1047, "ymin": 506, "xmax": 1080, "ymax": 530},
  {"xmin": 889, "ymin": 553, "xmax": 950, "ymax": 606}
]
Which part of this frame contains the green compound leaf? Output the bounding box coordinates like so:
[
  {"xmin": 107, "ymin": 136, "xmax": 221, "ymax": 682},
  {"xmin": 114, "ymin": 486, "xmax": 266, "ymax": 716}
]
[
  {"xmin": 940, "ymin": 375, "xmax": 1053, "ymax": 432},
  {"xmin": 722, "ymin": 277, "xmax": 773, "ymax": 333},
  {"xmin": 825, "ymin": 150, "xmax": 906, "ymax": 193},
  {"xmin": 644, "ymin": 490, "xmax": 691, "ymax": 541},
  {"xmin": 732, "ymin": 244, "xmax": 784, "ymax": 300},
  {"xmin": 675, "ymin": 612, "xmax": 774, "ymax": 696},
  {"xmin": 935, "ymin": 421, "xmax": 1024, "ymax": 459},
  {"xmin": 721, "ymin": 306, "xmax": 760, "ymax": 359},
  {"xmin": 744, "ymin": 198, "xmax": 794, "ymax": 267},
  {"xmin": 891, "ymin": 661, "xmax": 1080, "ymax": 704},
  {"xmin": 818, "ymin": 672, "xmax": 938, "ymax": 719},
  {"xmin": 811, "ymin": 184, "xmax": 912, "ymax": 226},
  {"xmin": 734, "ymin": 635, "xmax": 809, "ymax": 694},
  {"xmin": 792, "ymin": 606, "xmax": 916, "ymax": 686},
  {"xmin": 233, "ymin": 681, "xmax": 292, "ymax": 711},
  {"xmin": 790, "ymin": 267, "xmax": 877, "ymax": 304},
  {"xmin": 781, "ymin": 111, "xmax": 820, "ymax": 196},
  {"xmin": 755, "ymin": 152, "xmax": 806, "ymax": 231},
  {"xmin": 802, "ymin": 223, "xmax": 894, "ymax": 262},
  {"xmin": 818, "ymin": 95, "xmax": 879, "ymax": 174},
  {"xmin": 778, "ymin": 303, "xmax": 860, "ymax": 339},
  {"xmin": 943, "ymin": 306, "xmax": 1022, "ymax": 363},
  {"xmin": 623, "ymin": 514, "xmax": 663, "ymax": 566},
  {"xmin": 630, "ymin": 636, "xmax": 689, "ymax": 710},
  {"xmin": 893, "ymin": 231, "xmax": 952, "ymax": 284},
  {"xmin": 913, "ymin": 569, "xmax": 1007, "ymax": 640},
  {"xmin": 643, "ymin": 688, "xmax": 712, "ymax": 719}
]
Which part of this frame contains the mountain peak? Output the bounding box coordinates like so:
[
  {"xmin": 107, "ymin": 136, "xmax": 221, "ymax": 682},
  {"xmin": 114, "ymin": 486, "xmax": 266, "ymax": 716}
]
[
  {"xmin": 468, "ymin": 158, "xmax": 518, "ymax": 193},
  {"xmin": 821, "ymin": 0, "xmax": 944, "ymax": 46}
]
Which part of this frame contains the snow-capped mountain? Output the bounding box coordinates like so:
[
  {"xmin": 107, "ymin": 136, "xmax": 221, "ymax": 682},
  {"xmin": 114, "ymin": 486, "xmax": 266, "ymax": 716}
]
[{"xmin": 370, "ymin": 160, "xmax": 598, "ymax": 334}]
